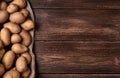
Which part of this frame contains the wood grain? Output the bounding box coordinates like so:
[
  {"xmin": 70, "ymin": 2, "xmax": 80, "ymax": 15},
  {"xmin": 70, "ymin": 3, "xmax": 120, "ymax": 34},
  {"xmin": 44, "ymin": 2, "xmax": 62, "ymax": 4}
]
[
  {"xmin": 30, "ymin": 0, "xmax": 120, "ymax": 77},
  {"xmin": 35, "ymin": 9, "xmax": 120, "ymax": 41},
  {"xmin": 30, "ymin": 0, "xmax": 120, "ymax": 9},
  {"xmin": 38, "ymin": 74, "xmax": 120, "ymax": 78},
  {"xmin": 35, "ymin": 41, "xmax": 120, "ymax": 73}
]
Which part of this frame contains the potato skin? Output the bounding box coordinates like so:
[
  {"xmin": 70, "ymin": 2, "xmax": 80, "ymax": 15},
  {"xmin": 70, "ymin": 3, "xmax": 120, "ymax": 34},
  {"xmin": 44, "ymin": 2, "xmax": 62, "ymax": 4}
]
[
  {"xmin": 2, "ymin": 51, "xmax": 15, "ymax": 69},
  {"xmin": 20, "ymin": 9, "xmax": 29, "ymax": 17},
  {"xmin": 0, "ymin": 0, "xmax": 34, "ymax": 77},
  {"xmin": 1, "ymin": 28, "xmax": 10, "ymax": 46},
  {"xmin": 3, "ymin": 69, "xmax": 20, "ymax": 78},
  {"xmin": 0, "ymin": 10, "xmax": 9, "ymax": 23},
  {"xmin": 4, "ymin": 22, "xmax": 21, "ymax": 33},
  {"xmin": 0, "ymin": 64, "xmax": 5, "ymax": 76},
  {"xmin": 12, "ymin": 0, "xmax": 27, "ymax": 8},
  {"xmin": 0, "ymin": 49, "xmax": 5, "ymax": 61},
  {"xmin": 0, "ymin": 40, "xmax": 4, "ymax": 49},
  {"xmin": 21, "ymin": 67, "xmax": 31, "ymax": 78},
  {"xmin": 20, "ymin": 30, "xmax": 31, "ymax": 46},
  {"xmin": 11, "ymin": 34, "xmax": 22, "ymax": 44},
  {"xmin": 10, "ymin": 12, "xmax": 25, "ymax": 24},
  {"xmin": 0, "ymin": 1, "xmax": 8, "ymax": 10},
  {"xmin": 21, "ymin": 19, "xmax": 34, "ymax": 31},
  {"xmin": 16, "ymin": 56, "xmax": 27, "ymax": 72},
  {"xmin": 11, "ymin": 43, "xmax": 28, "ymax": 54},
  {"xmin": 7, "ymin": 4, "xmax": 18, "ymax": 13},
  {"xmin": 22, "ymin": 52, "xmax": 31, "ymax": 64}
]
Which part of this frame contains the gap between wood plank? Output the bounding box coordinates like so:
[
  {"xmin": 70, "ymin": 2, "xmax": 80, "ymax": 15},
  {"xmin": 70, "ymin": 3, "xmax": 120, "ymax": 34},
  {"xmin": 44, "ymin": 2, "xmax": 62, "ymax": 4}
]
[
  {"xmin": 36, "ymin": 73, "xmax": 120, "ymax": 78},
  {"xmin": 32, "ymin": 7, "xmax": 120, "ymax": 10}
]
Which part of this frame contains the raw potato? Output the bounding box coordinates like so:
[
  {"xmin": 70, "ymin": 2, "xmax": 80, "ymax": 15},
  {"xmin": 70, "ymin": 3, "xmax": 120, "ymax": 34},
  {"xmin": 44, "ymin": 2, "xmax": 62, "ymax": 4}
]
[
  {"xmin": 16, "ymin": 56, "xmax": 27, "ymax": 72},
  {"xmin": 0, "ymin": 10, "xmax": 9, "ymax": 23},
  {"xmin": 0, "ymin": 40, "xmax": 4, "ymax": 49},
  {"xmin": 2, "ymin": 51, "xmax": 15, "ymax": 69},
  {"xmin": 0, "ymin": 0, "xmax": 34, "ymax": 77},
  {"xmin": 3, "ymin": 69, "xmax": 20, "ymax": 78},
  {"xmin": 0, "ymin": 64, "xmax": 5, "ymax": 76},
  {"xmin": 0, "ymin": 31, "xmax": 1, "ymax": 39},
  {"xmin": 1, "ymin": 28, "xmax": 10, "ymax": 46},
  {"xmin": 22, "ymin": 52, "xmax": 32, "ymax": 64},
  {"xmin": 21, "ymin": 68, "xmax": 31, "ymax": 78},
  {"xmin": 0, "ymin": 1, "xmax": 8, "ymax": 10},
  {"xmin": 11, "ymin": 34, "xmax": 22, "ymax": 43},
  {"xmin": 20, "ymin": 30, "xmax": 31, "ymax": 46},
  {"xmin": 11, "ymin": 43, "xmax": 28, "ymax": 54},
  {"xmin": 4, "ymin": 22, "xmax": 21, "ymax": 33},
  {"xmin": 21, "ymin": 19, "xmax": 34, "ymax": 31},
  {"xmin": 9, "ymin": 12, "xmax": 25, "ymax": 24},
  {"xmin": 0, "ymin": 49, "xmax": 5, "ymax": 61},
  {"xmin": 12, "ymin": 0, "xmax": 27, "ymax": 8},
  {"xmin": 20, "ymin": 9, "xmax": 29, "ymax": 17},
  {"xmin": 7, "ymin": 4, "xmax": 18, "ymax": 13}
]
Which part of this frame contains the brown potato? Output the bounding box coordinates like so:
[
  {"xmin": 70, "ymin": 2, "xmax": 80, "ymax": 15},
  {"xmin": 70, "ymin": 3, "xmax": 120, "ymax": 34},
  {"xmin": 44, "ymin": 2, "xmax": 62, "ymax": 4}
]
[
  {"xmin": 2, "ymin": 51, "xmax": 15, "ymax": 69},
  {"xmin": 11, "ymin": 43, "xmax": 28, "ymax": 54},
  {"xmin": 21, "ymin": 19, "xmax": 34, "ymax": 31},
  {"xmin": 20, "ymin": 30, "xmax": 31, "ymax": 46},
  {"xmin": 20, "ymin": 9, "xmax": 29, "ymax": 17},
  {"xmin": 0, "ymin": 0, "xmax": 34, "ymax": 77},
  {"xmin": 3, "ymin": 69, "xmax": 20, "ymax": 78},
  {"xmin": 21, "ymin": 67, "xmax": 31, "ymax": 78},
  {"xmin": 4, "ymin": 22, "xmax": 21, "ymax": 33},
  {"xmin": 7, "ymin": 4, "xmax": 18, "ymax": 13},
  {"xmin": 0, "ymin": 31, "xmax": 1, "ymax": 39},
  {"xmin": 0, "ymin": 1, "xmax": 8, "ymax": 10},
  {"xmin": 22, "ymin": 52, "xmax": 32, "ymax": 64},
  {"xmin": 12, "ymin": 0, "xmax": 27, "ymax": 8},
  {"xmin": 11, "ymin": 34, "xmax": 22, "ymax": 44},
  {"xmin": 0, "ymin": 40, "xmax": 4, "ymax": 49},
  {"xmin": 9, "ymin": 12, "xmax": 25, "ymax": 24},
  {"xmin": 0, "ymin": 64, "xmax": 5, "ymax": 76},
  {"xmin": 1, "ymin": 28, "xmax": 10, "ymax": 46},
  {"xmin": 0, "ymin": 49, "xmax": 5, "ymax": 61},
  {"xmin": 0, "ymin": 10, "xmax": 9, "ymax": 23},
  {"xmin": 16, "ymin": 56, "xmax": 27, "ymax": 72}
]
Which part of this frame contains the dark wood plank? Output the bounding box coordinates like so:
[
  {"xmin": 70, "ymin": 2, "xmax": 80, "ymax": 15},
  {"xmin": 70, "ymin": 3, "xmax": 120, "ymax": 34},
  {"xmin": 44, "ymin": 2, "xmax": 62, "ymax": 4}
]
[
  {"xmin": 35, "ymin": 41, "xmax": 120, "ymax": 73},
  {"xmin": 38, "ymin": 74, "xmax": 120, "ymax": 78},
  {"xmin": 31, "ymin": 0, "xmax": 120, "ymax": 76},
  {"xmin": 35, "ymin": 9, "xmax": 120, "ymax": 41},
  {"xmin": 30, "ymin": 0, "xmax": 120, "ymax": 9}
]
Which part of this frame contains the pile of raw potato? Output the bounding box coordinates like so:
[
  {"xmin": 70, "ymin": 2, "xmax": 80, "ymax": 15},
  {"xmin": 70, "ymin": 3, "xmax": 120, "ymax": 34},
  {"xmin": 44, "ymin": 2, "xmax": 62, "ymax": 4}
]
[{"xmin": 0, "ymin": 0, "xmax": 34, "ymax": 78}]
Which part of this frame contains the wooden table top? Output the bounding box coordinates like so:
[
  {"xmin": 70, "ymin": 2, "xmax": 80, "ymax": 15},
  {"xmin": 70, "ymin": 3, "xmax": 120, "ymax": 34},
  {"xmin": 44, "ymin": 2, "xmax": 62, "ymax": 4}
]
[{"xmin": 29, "ymin": 0, "xmax": 120, "ymax": 78}]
